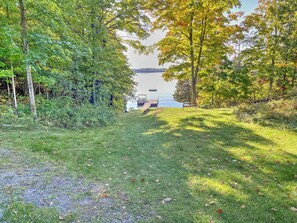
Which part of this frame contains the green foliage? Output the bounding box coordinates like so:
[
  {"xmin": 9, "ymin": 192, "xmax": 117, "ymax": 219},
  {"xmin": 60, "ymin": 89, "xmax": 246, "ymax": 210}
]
[
  {"xmin": 0, "ymin": 97, "xmax": 115, "ymax": 128},
  {"xmin": 235, "ymin": 98, "xmax": 297, "ymax": 130},
  {"xmin": 0, "ymin": 0, "xmax": 150, "ymax": 122},
  {"xmin": 36, "ymin": 97, "xmax": 115, "ymax": 128},
  {"xmin": 241, "ymin": 0, "xmax": 297, "ymax": 99},
  {"xmin": 173, "ymin": 79, "xmax": 192, "ymax": 102},
  {"xmin": 146, "ymin": 0, "xmax": 296, "ymax": 106},
  {"xmin": 147, "ymin": 0, "xmax": 241, "ymax": 102},
  {"xmin": 0, "ymin": 70, "xmax": 13, "ymax": 78},
  {"xmin": 0, "ymin": 103, "xmax": 34, "ymax": 127}
]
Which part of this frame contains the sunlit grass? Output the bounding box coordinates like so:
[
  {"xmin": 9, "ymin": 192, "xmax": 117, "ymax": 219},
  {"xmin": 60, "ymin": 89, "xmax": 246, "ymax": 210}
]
[{"xmin": 1, "ymin": 108, "xmax": 296, "ymax": 222}]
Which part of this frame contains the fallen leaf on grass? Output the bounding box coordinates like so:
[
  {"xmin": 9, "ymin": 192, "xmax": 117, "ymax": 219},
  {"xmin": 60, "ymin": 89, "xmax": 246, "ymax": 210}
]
[
  {"xmin": 216, "ymin": 209, "xmax": 223, "ymax": 214},
  {"xmin": 100, "ymin": 193, "xmax": 109, "ymax": 198},
  {"xmin": 289, "ymin": 207, "xmax": 297, "ymax": 212},
  {"xmin": 162, "ymin": 197, "xmax": 172, "ymax": 204}
]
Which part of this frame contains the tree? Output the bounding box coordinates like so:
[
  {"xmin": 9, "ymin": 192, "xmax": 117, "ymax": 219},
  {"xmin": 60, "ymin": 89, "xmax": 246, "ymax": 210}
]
[
  {"xmin": 19, "ymin": 0, "xmax": 37, "ymax": 118},
  {"xmin": 147, "ymin": 0, "xmax": 240, "ymax": 104},
  {"xmin": 243, "ymin": 0, "xmax": 297, "ymax": 99},
  {"xmin": 173, "ymin": 79, "xmax": 192, "ymax": 103},
  {"xmin": 1, "ymin": 0, "xmax": 150, "ymax": 114},
  {"xmin": 0, "ymin": 1, "xmax": 23, "ymax": 109}
]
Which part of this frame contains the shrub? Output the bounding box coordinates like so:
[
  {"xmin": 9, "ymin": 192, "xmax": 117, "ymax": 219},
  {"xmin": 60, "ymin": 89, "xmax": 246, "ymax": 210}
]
[
  {"xmin": 36, "ymin": 97, "xmax": 115, "ymax": 128},
  {"xmin": 235, "ymin": 98, "xmax": 297, "ymax": 130},
  {"xmin": 0, "ymin": 97, "xmax": 115, "ymax": 128},
  {"xmin": 0, "ymin": 103, "xmax": 34, "ymax": 127}
]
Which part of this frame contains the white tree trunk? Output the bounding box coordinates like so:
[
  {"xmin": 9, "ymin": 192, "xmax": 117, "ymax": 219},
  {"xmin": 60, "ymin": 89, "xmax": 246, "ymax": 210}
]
[
  {"xmin": 19, "ymin": 0, "xmax": 37, "ymax": 119},
  {"xmin": 11, "ymin": 64, "xmax": 18, "ymax": 109}
]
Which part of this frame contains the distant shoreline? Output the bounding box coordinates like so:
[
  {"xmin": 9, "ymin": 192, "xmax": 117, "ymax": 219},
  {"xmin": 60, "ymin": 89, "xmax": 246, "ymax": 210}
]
[{"xmin": 132, "ymin": 68, "xmax": 166, "ymax": 73}]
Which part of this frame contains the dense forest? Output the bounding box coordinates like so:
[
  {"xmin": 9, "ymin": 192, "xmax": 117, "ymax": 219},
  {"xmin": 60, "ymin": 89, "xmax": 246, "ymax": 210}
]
[
  {"xmin": 0, "ymin": 0, "xmax": 296, "ymax": 127},
  {"xmin": 0, "ymin": 0, "xmax": 150, "ymax": 127}
]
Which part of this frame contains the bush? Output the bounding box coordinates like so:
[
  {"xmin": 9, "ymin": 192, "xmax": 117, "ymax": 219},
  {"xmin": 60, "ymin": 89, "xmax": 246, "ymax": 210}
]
[
  {"xmin": 37, "ymin": 97, "xmax": 116, "ymax": 128},
  {"xmin": 0, "ymin": 97, "xmax": 116, "ymax": 128},
  {"xmin": 235, "ymin": 98, "xmax": 297, "ymax": 130},
  {"xmin": 0, "ymin": 103, "xmax": 34, "ymax": 127}
]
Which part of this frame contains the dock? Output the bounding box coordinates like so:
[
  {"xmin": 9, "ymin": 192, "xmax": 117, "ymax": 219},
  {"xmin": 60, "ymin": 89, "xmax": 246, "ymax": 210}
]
[{"xmin": 141, "ymin": 99, "xmax": 159, "ymax": 114}]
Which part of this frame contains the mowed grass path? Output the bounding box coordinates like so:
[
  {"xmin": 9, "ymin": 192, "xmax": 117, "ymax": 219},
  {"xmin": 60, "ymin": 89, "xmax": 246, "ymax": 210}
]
[{"xmin": 1, "ymin": 108, "xmax": 297, "ymax": 222}]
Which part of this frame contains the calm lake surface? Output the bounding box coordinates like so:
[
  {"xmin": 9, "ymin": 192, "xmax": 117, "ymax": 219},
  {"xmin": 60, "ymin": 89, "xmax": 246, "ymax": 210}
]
[{"xmin": 127, "ymin": 72, "xmax": 182, "ymax": 109}]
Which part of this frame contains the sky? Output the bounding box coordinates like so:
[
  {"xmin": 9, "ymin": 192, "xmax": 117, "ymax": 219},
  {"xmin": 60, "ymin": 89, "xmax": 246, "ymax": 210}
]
[{"xmin": 126, "ymin": 0, "xmax": 259, "ymax": 69}]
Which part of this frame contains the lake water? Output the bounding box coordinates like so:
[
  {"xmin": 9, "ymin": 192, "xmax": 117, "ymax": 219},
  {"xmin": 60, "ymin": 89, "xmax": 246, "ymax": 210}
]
[{"xmin": 127, "ymin": 72, "xmax": 183, "ymax": 109}]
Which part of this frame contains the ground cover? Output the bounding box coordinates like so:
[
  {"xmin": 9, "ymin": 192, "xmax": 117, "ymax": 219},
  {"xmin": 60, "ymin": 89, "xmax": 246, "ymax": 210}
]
[
  {"xmin": 235, "ymin": 98, "xmax": 297, "ymax": 130},
  {"xmin": 0, "ymin": 108, "xmax": 296, "ymax": 222}
]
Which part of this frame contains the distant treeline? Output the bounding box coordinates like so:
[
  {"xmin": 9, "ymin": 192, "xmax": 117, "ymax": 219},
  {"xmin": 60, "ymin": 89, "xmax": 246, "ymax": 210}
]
[{"xmin": 132, "ymin": 68, "xmax": 167, "ymax": 73}]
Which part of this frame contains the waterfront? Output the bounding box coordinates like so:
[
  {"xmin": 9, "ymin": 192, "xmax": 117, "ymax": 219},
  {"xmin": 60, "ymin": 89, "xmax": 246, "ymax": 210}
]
[{"xmin": 127, "ymin": 72, "xmax": 182, "ymax": 109}]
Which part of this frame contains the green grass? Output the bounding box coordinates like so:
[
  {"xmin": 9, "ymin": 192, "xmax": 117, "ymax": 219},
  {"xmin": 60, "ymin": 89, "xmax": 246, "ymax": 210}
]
[
  {"xmin": 2, "ymin": 202, "xmax": 74, "ymax": 223},
  {"xmin": 1, "ymin": 108, "xmax": 297, "ymax": 222}
]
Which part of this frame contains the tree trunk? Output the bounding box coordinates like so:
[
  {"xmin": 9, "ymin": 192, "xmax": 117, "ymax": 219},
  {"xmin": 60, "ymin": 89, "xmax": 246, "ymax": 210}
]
[
  {"xmin": 188, "ymin": 12, "xmax": 195, "ymax": 104},
  {"xmin": 92, "ymin": 78, "xmax": 96, "ymax": 105},
  {"xmin": 19, "ymin": 0, "xmax": 37, "ymax": 119},
  {"xmin": 5, "ymin": 0, "xmax": 9, "ymax": 20},
  {"xmin": 253, "ymin": 90, "xmax": 256, "ymax": 102},
  {"xmin": 211, "ymin": 92, "xmax": 214, "ymax": 107},
  {"xmin": 292, "ymin": 60, "xmax": 297, "ymax": 88},
  {"xmin": 268, "ymin": 77, "xmax": 273, "ymax": 99},
  {"xmin": 6, "ymin": 79, "xmax": 10, "ymax": 96},
  {"xmin": 11, "ymin": 64, "xmax": 18, "ymax": 109},
  {"xmin": 193, "ymin": 16, "xmax": 207, "ymax": 105},
  {"xmin": 191, "ymin": 78, "xmax": 197, "ymax": 104},
  {"xmin": 282, "ymin": 56, "xmax": 288, "ymax": 97},
  {"xmin": 268, "ymin": 58, "xmax": 275, "ymax": 100}
]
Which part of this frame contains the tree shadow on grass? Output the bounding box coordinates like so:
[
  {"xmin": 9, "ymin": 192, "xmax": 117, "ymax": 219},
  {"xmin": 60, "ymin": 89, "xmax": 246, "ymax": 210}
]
[
  {"xmin": 139, "ymin": 111, "xmax": 297, "ymax": 223},
  {"xmin": 6, "ymin": 110, "xmax": 296, "ymax": 223}
]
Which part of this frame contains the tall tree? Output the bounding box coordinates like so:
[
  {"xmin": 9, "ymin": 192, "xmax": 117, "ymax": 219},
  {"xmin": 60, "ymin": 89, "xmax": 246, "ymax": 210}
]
[
  {"xmin": 243, "ymin": 0, "xmax": 297, "ymax": 99},
  {"xmin": 147, "ymin": 0, "xmax": 240, "ymax": 104},
  {"xmin": 19, "ymin": 0, "xmax": 37, "ymax": 118},
  {"xmin": 1, "ymin": 0, "xmax": 150, "ymax": 112}
]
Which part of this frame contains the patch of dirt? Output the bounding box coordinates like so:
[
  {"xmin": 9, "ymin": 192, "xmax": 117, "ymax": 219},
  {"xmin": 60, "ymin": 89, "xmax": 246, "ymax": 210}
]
[{"xmin": 0, "ymin": 148, "xmax": 150, "ymax": 222}]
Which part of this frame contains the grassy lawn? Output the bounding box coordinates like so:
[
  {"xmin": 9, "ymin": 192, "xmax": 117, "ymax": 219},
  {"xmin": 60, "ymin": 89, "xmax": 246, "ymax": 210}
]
[{"xmin": 1, "ymin": 108, "xmax": 297, "ymax": 222}]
